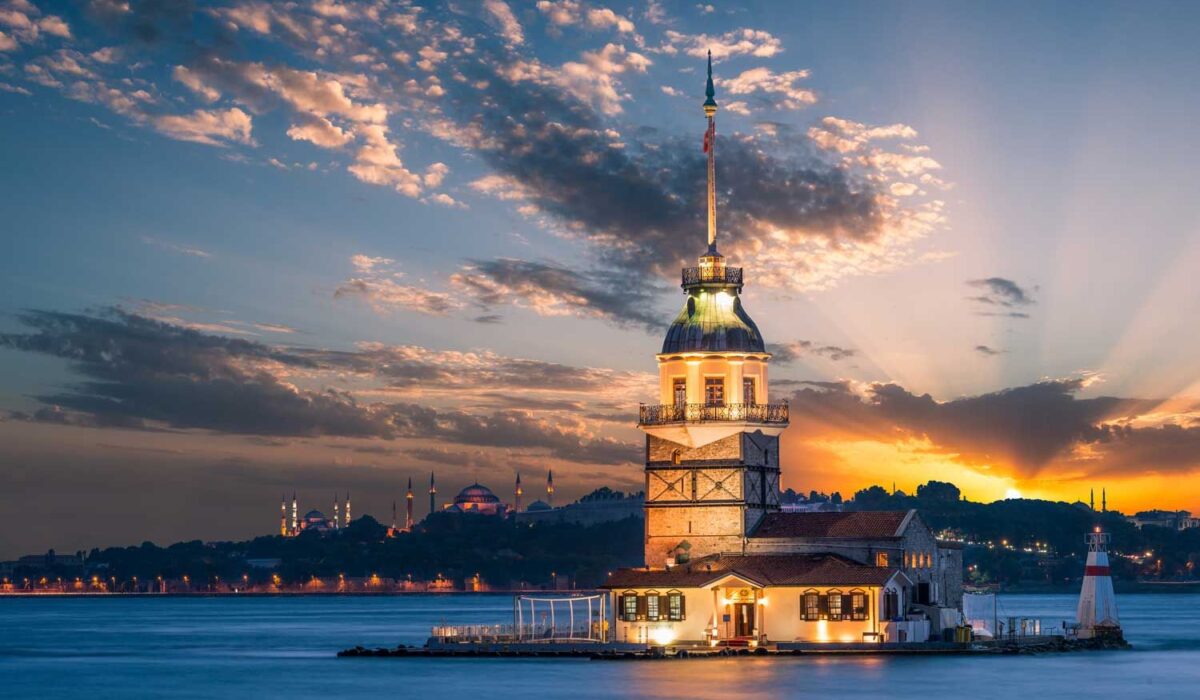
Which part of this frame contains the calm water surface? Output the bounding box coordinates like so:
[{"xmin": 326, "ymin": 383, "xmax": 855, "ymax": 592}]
[{"xmin": 3, "ymin": 593, "xmax": 1198, "ymax": 698}]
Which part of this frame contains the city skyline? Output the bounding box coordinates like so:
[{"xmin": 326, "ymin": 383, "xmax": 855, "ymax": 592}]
[{"xmin": 3, "ymin": 0, "xmax": 1200, "ymax": 557}]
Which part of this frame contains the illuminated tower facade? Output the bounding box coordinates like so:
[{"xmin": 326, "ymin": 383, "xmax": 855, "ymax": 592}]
[
  {"xmin": 291, "ymin": 492, "xmax": 298, "ymax": 535},
  {"xmin": 637, "ymin": 53, "xmax": 789, "ymax": 568},
  {"xmin": 546, "ymin": 470, "xmax": 554, "ymax": 508},
  {"xmin": 333, "ymin": 493, "xmax": 341, "ymax": 530},
  {"xmin": 344, "ymin": 491, "xmax": 351, "ymax": 526},
  {"xmin": 405, "ymin": 477, "xmax": 415, "ymax": 530},
  {"xmin": 280, "ymin": 495, "xmax": 288, "ymax": 536},
  {"xmin": 429, "ymin": 471, "xmax": 437, "ymax": 516},
  {"xmin": 515, "ymin": 472, "xmax": 523, "ymax": 513}
]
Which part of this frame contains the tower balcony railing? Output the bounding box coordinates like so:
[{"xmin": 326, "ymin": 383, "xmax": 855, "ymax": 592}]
[
  {"xmin": 638, "ymin": 401, "xmax": 789, "ymax": 426},
  {"xmin": 682, "ymin": 266, "xmax": 743, "ymax": 287}
]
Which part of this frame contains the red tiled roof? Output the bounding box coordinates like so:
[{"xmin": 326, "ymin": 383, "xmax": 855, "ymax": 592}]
[
  {"xmin": 601, "ymin": 553, "xmax": 902, "ymax": 589},
  {"xmin": 749, "ymin": 510, "xmax": 912, "ymax": 539}
]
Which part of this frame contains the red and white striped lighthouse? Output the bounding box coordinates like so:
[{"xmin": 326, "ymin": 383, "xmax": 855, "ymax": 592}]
[{"xmin": 1076, "ymin": 528, "xmax": 1120, "ymax": 639}]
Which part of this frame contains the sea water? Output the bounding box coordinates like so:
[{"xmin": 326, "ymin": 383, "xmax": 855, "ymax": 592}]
[{"xmin": 2, "ymin": 593, "xmax": 1197, "ymax": 699}]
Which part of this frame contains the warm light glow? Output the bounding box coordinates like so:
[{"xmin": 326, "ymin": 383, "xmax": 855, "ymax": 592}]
[
  {"xmin": 650, "ymin": 627, "xmax": 675, "ymax": 646},
  {"xmin": 1004, "ymin": 488, "xmax": 1022, "ymax": 499},
  {"xmin": 758, "ymin": 597, "xmax": 768, "ymax": 606},
  {"xmin": 714, "ymin": 291, "xmax": 734, "ymax": 310}
]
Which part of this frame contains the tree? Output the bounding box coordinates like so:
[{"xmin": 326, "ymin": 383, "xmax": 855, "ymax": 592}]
[
  {"xmin": 916, "ymin": 481, "xmax": 961, "ymax": 502},
  {"xmin": 853, "ymin": 485, "xmax": 891, "ymax": 509}
]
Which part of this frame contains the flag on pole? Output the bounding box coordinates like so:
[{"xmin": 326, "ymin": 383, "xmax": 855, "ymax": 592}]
[{"xmin": 703, "ymin": 119, "xmax": 714, "ymax": 153}]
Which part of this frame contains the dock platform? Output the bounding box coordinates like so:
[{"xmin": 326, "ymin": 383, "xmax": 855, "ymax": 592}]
[{"xmin": 338, "ymin": 634, "xmax": 1128, "ymax": 660}]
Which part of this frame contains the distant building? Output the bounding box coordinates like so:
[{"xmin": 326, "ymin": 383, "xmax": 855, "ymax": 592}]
[
  {"xmin": 443, "ymin": 483, "xmax": 511, "ymax": 516},
  {"xmin": 515, "ymin": 487, "xmax": 644, "ymax": 526},
  {"xmin": 1128, "ymin": 510, "xmax": 1200, "ymax": 531}
]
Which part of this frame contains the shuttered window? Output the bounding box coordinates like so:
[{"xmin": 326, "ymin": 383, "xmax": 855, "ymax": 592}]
[
  {"xmin": 667, "ymin": 590, "xmax": 685, "ymax": 621},
  {"xmin": 621, "ymin": 591, "xmax": 639, "ymax": 621},
  {"xmin": 850, "ymin": 590, "xmax": 868, "ymax": 621},
  {"xmin": 827, "ymin": 591, "xmax": 843, "ymax": 621},
  {"xmin": 802, "ymin": 591, "xmax": 821, "ymax": 621},
  {"xmin": 646, "ymin": 590, "xmax": 661, "ymax": 621}
]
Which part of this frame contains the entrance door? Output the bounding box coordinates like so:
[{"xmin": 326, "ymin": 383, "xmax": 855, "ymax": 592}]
[{"xmin": 733, "ymin": 602, "xmax": 755, "ymax": 638}]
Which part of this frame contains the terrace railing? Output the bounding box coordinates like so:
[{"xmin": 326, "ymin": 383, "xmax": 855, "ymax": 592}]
[
  {"xmin": 682, "ymin": 266, "xmax": 743, "ymax": 287},
  {"xmin": 638, "ymin": 401, "xmax": 789, "ymax": 426}
]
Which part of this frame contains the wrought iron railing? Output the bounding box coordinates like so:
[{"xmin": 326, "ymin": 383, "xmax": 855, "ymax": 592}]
[
  {"xmin": 682, "ymin": 266, "xmax": 743, "ymax": 287},
  {"xmin": 638, "ymin": 401, "xmax": 789, "ymax": 425}
]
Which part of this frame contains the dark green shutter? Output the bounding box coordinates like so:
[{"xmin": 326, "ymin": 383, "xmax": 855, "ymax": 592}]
[
  {"xmin": 679, "ymin": 593, "xmax": 686, "ymax": 620},
  {"xmin": 636, "ymin": 594, "xmax": 647, "ymax": 620}
]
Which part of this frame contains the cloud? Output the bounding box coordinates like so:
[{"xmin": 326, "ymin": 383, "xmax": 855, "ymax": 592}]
[
  {"xmin": 974, "ymin": 345, "xmax": 1003, "ymax": 357},
  {"xmin": 783, "ymin": 376, "xmax": 1199, "ymax": 481},
  {"xmin": 0, "ymin": 308, "xmax": 643, "ymax": 465},
  {"xmin": 967, "ymin": 277, "xmax": 1035, "ymax": 308},
  {"xmin": 662, "ymin": 28, "xmax": 783, "ymax": 59},
  {"xmin": 769, "ymin": 340, "xmax": 857, "ymax": 363},
  {"xmin": 483, "ymin": 0, "xmax": 524, "ymax": 46},
  {"xmin": 450, "ymin": 258, "xmax": 662, "ymax": 329},
  {"xmin": 140, "ymin": 235, "xmax": 213, "ymax": 259},
  {"xmin": 286, "ymin": 114, "xmax": 353, "ymax": 148},
  {"xmin": 152, "ymin": 107, "xmax": 254, "ymax": 146},
  {"xmin": 331, "ymin": 261, "xmax": 466, "ymax": 315},
  {"xmin": 722, "ymin": 67, "xmax": 816, "ymax": 111}
]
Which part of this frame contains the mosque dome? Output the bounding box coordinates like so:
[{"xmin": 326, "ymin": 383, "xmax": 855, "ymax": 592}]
[
  {"xmin": 454, "ymin": 483, "xmax": 501, "ymax": 506},
  {"xmin": 303, "ymin": 510, "xmax": 327, "ymax": 521},
  {"xmin": 526, "ymin": 500, "xmax": 552, "ymax": 512}
]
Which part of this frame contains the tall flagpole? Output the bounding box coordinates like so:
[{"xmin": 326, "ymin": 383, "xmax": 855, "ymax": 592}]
[{"xmin": 703, "ymin": 50, "xmax": 719, "ymax": 252}]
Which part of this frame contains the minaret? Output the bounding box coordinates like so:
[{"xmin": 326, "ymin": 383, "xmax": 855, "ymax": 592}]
[
  {"xmin": 429, "ymin": 471, "xmax": 437, "ymax": 515},
  {"xmin": 390, "ymin": 500, "xmax": 397, "ymax": 534},
  {"xmin": 1102, "ymin": 488, "xmax": 1107, "ymax": 513},
  {"xmin": 1090, "ymin": 488, "xmax": 1095, "ymax": 511},
  {"xmin": 546, "ymin": 470, "xmax": 554, "ymax": 508},
  {"xmin": 333, "ymin": 493, "xmax": 340, "ymax": 530},
  {"xmin": 515, "ymin": 472, "xmax": 523, "ymax": 513},
  {"xmin": 636, "ymin": 55, "xmax": 788, "ymax": 567},
  {"xmin": 280, "ymin": 494, "xmax": 288, "ymax": 536},
  {"xmin": 291, "ymin": 492, "xmax": 298, "ymax": 535},
  {"xmin": 406, "ymin": 477, "xmax": 415, "ymax": 530},
  {"xmin": 345, "ymin": 491, "xmax": 351, "ymax": 526}
]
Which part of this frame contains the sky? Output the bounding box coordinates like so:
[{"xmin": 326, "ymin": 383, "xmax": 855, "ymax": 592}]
[{"xmin": 2, "ymin": 0, "xmax": 1199, "ymax": 557}]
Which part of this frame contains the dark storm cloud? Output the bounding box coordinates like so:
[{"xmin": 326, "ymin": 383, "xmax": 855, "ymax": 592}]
[
  {"xmin": 974, "ymin": 345, "xmax": 1004, "ymax": 356},
  {"xmin": 463, "ymin": 71, "xmax": 882, "ymax": 273},
  {"xmin": 785, "ymin": 378, "xmax": 1191, "ymax": 478},
  {"xmin": 451, "ymin": 258, "xmax": 665, "ymax": 331},
  {"xmin": 439, "ymin": 43, "xmax": 884, "ymax": 326},
  {"xmin": 769, "ymin": 340, "xmax": 858, "ymax": 363},
  {"xmin": 0, "ymin": 309, "xmax": 638, "ymax": 464},
  {"xmin": 967, "ymin": 277, "xmax": 1035, "ymax": 308}
]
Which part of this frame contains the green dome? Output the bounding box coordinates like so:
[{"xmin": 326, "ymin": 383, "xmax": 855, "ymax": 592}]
[{"xmin": 661, "ymin": 288, "xmax": 765, "ymax": 353}]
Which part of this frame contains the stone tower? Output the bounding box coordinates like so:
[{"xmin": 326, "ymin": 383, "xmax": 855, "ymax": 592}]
[{"xmin": 637, "ymin": 54, "xmax": 789, "ymax": 568}]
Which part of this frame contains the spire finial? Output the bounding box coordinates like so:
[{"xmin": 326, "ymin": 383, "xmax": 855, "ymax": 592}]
[
  {"xmin": 702, "ymin": 51, "xmax": 718, "ymax": 251},
  {"xmin": 703, "ymin": 50, "xmax": 717, "ymax": 112}
]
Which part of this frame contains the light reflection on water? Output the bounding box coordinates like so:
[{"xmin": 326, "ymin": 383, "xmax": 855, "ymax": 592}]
[{"xmin": 2, "ymin": 593, "xmax": 1199, "ymax": 699}]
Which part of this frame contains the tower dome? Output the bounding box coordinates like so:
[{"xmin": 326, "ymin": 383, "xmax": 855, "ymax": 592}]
[{"xmin": 661, "ymin": 257, "xmax": 765, "ymax": 353}]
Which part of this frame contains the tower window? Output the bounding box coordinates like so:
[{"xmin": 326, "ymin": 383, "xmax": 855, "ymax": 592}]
[
  {"xmin": 672, "ymin": 378, "xmax": 687, "ymax": 406},
  {"xmin": 743, "ymin": 377, "xmax": 755, "ymax": 405},
  {"xmin": 704, "ymin": 377, "xmax": 724, "ymax": 406}
]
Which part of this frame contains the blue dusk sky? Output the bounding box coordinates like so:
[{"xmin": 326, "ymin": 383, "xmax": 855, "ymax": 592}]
[{"xmin": 1, "ymin": 0, "xmax": 1199, "ymax": 556}]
